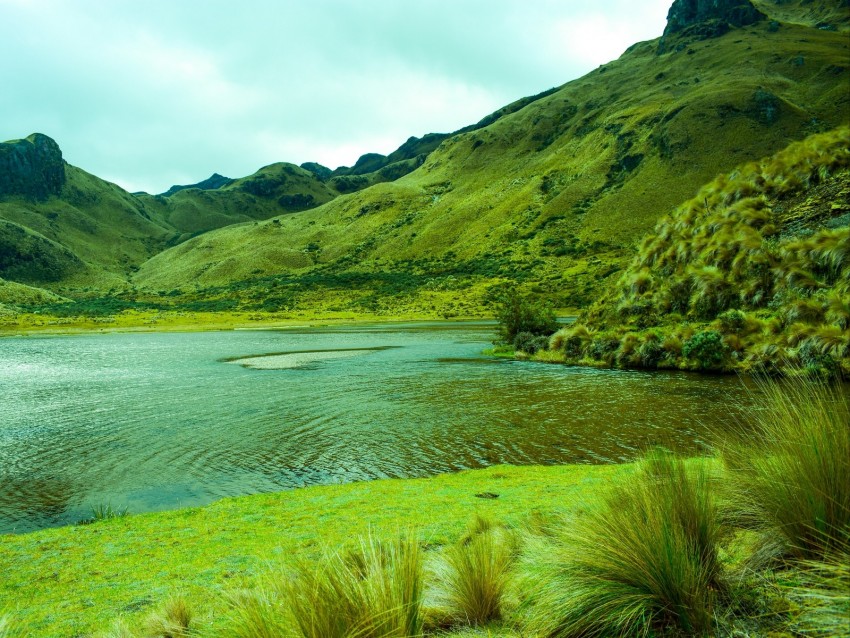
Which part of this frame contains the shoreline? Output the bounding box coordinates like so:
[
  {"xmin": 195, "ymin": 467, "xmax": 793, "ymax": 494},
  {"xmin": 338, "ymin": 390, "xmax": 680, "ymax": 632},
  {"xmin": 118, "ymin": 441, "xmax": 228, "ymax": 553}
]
[{"xmin": 0, "ymin": 310, "xmax": 503, "ymax": 338}]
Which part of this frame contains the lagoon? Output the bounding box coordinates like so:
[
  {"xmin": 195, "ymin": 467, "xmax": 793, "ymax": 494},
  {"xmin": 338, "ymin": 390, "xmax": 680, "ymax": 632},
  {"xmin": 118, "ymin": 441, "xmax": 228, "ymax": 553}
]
[{"xmin": 0, "ymin": 322, "xmax": 752, "ymax": 533}]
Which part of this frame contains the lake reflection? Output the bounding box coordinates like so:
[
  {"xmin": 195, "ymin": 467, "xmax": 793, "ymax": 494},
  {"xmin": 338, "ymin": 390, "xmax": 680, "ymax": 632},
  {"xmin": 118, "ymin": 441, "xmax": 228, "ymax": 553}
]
[{"xmin": 0, "ymin": 322, "xmax": 752, "ymax": 533}]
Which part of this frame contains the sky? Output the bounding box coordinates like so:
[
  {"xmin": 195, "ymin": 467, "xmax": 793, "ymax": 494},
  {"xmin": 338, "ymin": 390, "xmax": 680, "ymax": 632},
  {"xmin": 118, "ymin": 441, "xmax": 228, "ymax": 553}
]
[{"xmin": 0, "ymin": 0, "xmax": 672, "ymax": 194}]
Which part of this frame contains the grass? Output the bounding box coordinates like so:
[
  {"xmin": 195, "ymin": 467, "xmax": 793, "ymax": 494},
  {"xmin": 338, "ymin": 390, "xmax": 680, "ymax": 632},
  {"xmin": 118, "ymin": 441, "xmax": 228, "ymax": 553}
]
[
  {"xmin": 86, "ymin": 503, "xmax": 130, "ymax": 523},
  {"xmin": 781, "ymin": 554, "xmax": 850, "ymax": 636},
  {"xmin": 0, "ymin": 464, "xmax": 623, "ymax": 636},
  {"xmin": 3, "ymin": 5, "xmax": 844, "ymax": 324},
  {"xmin": 430, "ymin": 517, "xmax": 516, "ymax": 627},
  {"xmin": 545, "ymin": 127, "xmax": 850, "ymax": 376},
  {"xmin": 274, "ymin": 535, "xmax": 423, "ymax": 638},
  {"xmin": 722, "ymin": 375, "xmax": 850, "ymax": 561},
  {"xmin": 520, "ymin": 450, "xmax": 723, "ymax": 637},
  {"xmin": 0, "ymin": 616, "xmax": 30, "ymax": 638}
]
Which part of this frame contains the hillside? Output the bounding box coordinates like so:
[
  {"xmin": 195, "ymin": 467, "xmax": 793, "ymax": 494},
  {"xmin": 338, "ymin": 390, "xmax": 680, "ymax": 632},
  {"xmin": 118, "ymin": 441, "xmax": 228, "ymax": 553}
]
[
  {"xmin": 0, "ymin": 0, "xmax": 847, "ymax": 321},
  {"xmin": 130, "ymin": 0, "xmax": 849, "ymax": 317},
  {"xmin": 542, "ymin": 126, "xmax": 850, "ymax": 376}
]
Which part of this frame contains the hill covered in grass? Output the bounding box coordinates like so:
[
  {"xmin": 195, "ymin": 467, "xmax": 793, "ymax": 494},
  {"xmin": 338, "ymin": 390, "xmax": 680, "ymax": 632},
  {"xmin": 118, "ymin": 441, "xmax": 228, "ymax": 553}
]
[
  {"xmin": 543, "ymin": 126, "xmax": 850, "ymax": 376},
  {"xmin": 0, "ymin": 0, "xmax": 848, "ymax": 324},
  {"xmin": 130, "ymin": 0, "xmax": 850, "ymax": 317}
]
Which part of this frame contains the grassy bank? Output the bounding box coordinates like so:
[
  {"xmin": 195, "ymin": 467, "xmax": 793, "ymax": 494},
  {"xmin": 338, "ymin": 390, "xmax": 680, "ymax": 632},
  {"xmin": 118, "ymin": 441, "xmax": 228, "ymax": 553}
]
[
  {"xmin": 522, "ymin": 128, "xmax": 850, "ymax": 377},
  {"xmin": 0, "ymin": 310, "xmax": 504, "ymax": 337},
  {"xmin": 0, "ymin": 464, "xmax": 625, "ymax": 636}
]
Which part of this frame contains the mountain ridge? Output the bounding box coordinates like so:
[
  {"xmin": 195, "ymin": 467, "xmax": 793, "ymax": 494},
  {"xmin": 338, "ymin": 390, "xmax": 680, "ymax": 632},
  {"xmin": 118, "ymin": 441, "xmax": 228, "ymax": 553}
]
[{"xmin": 1, "ymin": 0, "xmax": 848, "ymax": 319}]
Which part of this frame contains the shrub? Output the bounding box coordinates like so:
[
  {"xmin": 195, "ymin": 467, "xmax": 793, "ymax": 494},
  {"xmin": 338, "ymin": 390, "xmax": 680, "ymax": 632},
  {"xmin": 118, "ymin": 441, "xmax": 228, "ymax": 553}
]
[
  {"xmin": 588, "ymin": 333, "xmax": 621, "ymax": 364},
  {"xmin": 722, "ymin": 376, "xmax": 850, "ymax": 560},
  {"xmin": 140, "ymin": 596, "xmax": 193, "ymax": 637},
  {"xmin": 433, "ymin": 518, "xmax": 515, "ymax": 626},
  {"xmin": 494, "ymin": 291, "xmax": 558, "ymax": 344},
  {"xmin": 717, "ymin": 309, "xmax": 747, "ymax": 334},
  {"xmin": 512, "ymin": 331, "xmax": 549, "ymax": 355},
  {"xmin": 550, "ymin": 325, "xmax": 592, "ymax": 359},
  {"xmin": 280, "ymin": 535, "xmax": 423, "ymax": 638},
  {"xmin": 637, "ymin": 332, "xmax": 665, "ymax": 368},
  {"xmin": 683, "ymin": 330, "xmax": 731, "ymax": 370},
  {"xmin": 521, "ymin": 450, "xmax": 723, "ymax": 637}
]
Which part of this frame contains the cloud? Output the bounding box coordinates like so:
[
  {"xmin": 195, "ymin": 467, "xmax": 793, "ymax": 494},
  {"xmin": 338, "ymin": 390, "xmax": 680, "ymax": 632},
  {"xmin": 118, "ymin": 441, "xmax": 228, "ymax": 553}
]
[{"xmin": 0, "ymin": 0, "xmax": 673, "ymax": 193}]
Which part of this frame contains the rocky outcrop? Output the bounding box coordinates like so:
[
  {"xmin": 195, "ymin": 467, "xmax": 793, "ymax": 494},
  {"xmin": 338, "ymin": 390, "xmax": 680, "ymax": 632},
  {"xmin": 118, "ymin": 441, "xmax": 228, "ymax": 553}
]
[
  {"xmin": 664, "ymin": 0, "xmax": 766, "ymax": 36},
  {"xmin": 0, "ymin": 133, "xmax": 66, "ymax": 200}
]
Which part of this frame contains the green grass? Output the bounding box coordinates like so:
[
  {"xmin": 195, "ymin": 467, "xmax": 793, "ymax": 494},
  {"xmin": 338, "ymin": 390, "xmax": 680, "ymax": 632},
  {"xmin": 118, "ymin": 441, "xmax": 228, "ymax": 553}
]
[
  {"xmin": 546, "ymin": 127, "xmax": 850, "ymax": 376},
  {"xmin": 430, "ymin": 517, "xmax": 516, "ymax": 627},
  {"xmin": 722, "ymin": 376, "xmax": 850, "ymax": 561},
  {"xmin": 85, "ymin": 503, "xmax": 130, "ymax": 523},
  {"xmin": 0, "ymin": 615, "xmax": 30, "ymax": 638},
  {"xmin": 273, "ymin": 535, "xmax": 423, "ymax": 638},
  {"xmin": 519, "ymin": 450, "xmax": 723, "ymax": 636},
  {"xmin": 0, "ymin": 464, "xmax": 624, "ymax": 636}
]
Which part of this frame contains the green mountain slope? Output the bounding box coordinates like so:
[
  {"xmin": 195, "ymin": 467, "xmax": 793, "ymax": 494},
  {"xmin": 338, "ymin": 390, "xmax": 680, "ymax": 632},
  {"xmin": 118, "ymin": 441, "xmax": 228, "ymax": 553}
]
[
  {"xmin": 546, "ymin": 126, "xmax": 849, "ymax": 375},
  {"xmin": 133, "ymin": 1, "xmax": 849, "ymax": 316}
]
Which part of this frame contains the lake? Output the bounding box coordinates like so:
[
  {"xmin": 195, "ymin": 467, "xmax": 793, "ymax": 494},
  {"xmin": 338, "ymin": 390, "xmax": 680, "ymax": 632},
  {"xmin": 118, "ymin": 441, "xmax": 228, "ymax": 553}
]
[{"xmin": 0, "ymin": 322, "xmax": 753, "ymax": 533}]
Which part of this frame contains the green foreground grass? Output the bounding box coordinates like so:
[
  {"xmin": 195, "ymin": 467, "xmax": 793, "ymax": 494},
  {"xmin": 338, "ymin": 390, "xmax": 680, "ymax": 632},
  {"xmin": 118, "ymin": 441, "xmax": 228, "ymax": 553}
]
[{"xmin": 0, "ymin": 464, "xmax": 625, "ymax": 636}]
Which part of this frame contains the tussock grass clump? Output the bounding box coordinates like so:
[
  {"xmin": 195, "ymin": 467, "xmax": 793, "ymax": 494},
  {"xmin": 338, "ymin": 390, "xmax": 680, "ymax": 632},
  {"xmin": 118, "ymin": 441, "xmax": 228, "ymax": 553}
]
[
  {"xmin": 97, "ymin": 596, "xmax": 194, "ymax": 638},
  {"xmin": 521, "ymin": 450, "xmax": 723, "ymax": 637},
  {"xmin": 215, "ymin": 589, "xmax": 289, "ymax": 638},
  {"xmin": 431, "ymin": 517, "xmax": 516, "ymax": 627},
  {"xmin": 0, "ymin": 615, "xmax": 30, "ymax": 638},
  {"xmin": 85, "ymin": 502, "xmax": 129, "ymax": 523},
  {"xmin": 140, "ymin": 596, "xmax": 194, "ymax": 637},
  {"xmin": 219, "ymin": 535, "xmax": 423, "ymax": 638},
  {"xmin": 722, "ymin": 377, "xmax": 850, "ymax": 561},
  {"xmin": 783, "ymin": 554, "xmax": 850, "ymax": 636}
]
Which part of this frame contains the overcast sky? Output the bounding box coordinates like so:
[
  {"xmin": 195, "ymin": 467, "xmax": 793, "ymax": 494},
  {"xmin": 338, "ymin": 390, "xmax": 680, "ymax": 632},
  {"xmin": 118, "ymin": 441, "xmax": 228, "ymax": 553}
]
[{"xmin": 0, "ymin": 0, "xmax": 672, "ymax": 193}]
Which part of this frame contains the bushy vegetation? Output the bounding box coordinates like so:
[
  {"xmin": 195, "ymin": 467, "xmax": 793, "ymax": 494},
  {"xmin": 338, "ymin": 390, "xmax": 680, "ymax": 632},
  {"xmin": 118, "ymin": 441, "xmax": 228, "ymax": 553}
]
[
  {"xmin": 545, "ymin": 127, "xmax": 850, "ymax": 375},
  {"xmin": 521, "ymin": 450, "xmax": 722, "ymax": 636},
  {"xmin": 213, "ymin": 536, "xmax": 424, "ymax": 638},
  {"xmin": 431, "ymin": 517, "xmax": 516, "ymax": 627},
  {"xmin": 493, "ymin": 291, "xmax": 558, "ymax": 348},
  {"xmin": 722, "ymin": 376, "xmax": 850, "ymax": 561}
]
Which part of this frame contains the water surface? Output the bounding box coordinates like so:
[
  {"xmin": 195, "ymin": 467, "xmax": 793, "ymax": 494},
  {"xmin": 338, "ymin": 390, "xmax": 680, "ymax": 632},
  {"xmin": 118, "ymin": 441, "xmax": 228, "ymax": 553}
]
[{"xmin": 1, "ymin": 322, "xmax": 752, "ymax": 533}]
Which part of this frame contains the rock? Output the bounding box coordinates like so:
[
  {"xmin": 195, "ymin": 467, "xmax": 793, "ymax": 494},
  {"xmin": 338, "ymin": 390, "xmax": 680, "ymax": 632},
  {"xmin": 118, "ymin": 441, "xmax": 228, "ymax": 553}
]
[
  {"xmin": 0, "ymin": 133, "xmax": 66, "ymax": 201},
  {"xmin": 663, "ymin": 0, "xmax": 766, "ymax": 36},
  {"xmin": 474, "ymin": 492, "xmax": 500, "ymax": 499}
]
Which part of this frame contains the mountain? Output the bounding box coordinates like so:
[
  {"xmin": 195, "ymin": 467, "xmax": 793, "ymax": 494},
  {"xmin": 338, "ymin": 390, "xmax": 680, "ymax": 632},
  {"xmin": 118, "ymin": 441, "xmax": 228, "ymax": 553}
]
[
  {"xmin": 131, "ymin": 0, "xmax": 850, "ymax": 315},
  {"xmin": 159, "ymin": 173, "xmax": 235, "ymax": 197},
  {"xmin": 0, "ymin": 0, "xmax": 847, "ymax": 320}
]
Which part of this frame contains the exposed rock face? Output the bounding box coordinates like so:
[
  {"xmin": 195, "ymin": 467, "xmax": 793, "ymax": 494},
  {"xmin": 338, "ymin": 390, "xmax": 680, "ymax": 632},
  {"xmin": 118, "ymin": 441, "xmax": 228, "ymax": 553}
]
[
  {"xmin": 0, "ymin": 133, "xmax": 66, "ymax": 200},
  {"xmin": 664, "ymin": 0, "xmax": 766, "ymax": 36}
]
